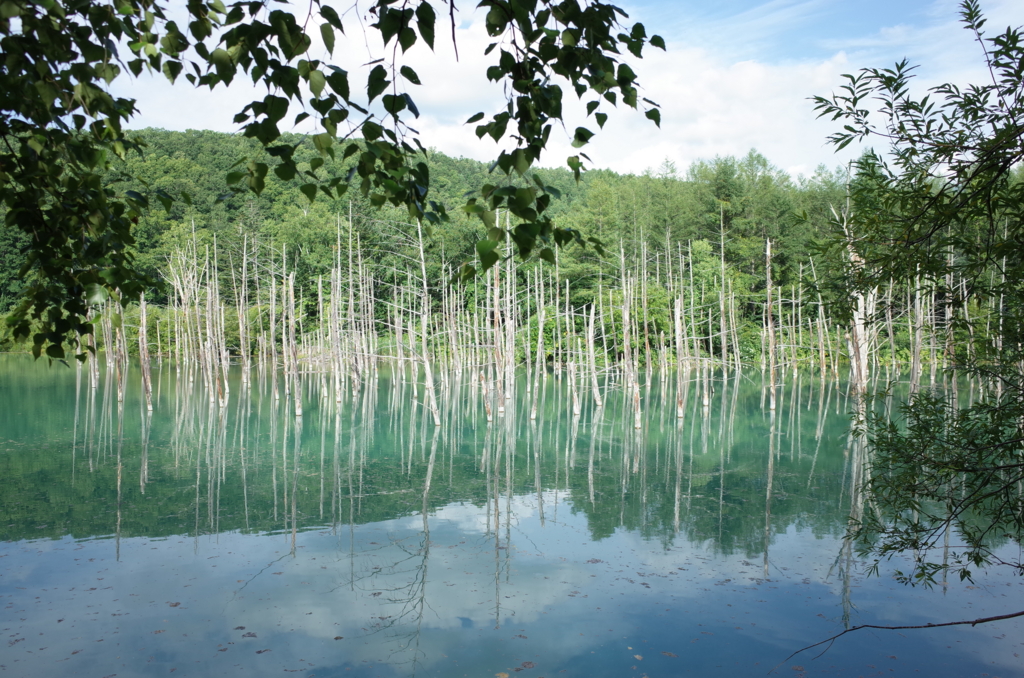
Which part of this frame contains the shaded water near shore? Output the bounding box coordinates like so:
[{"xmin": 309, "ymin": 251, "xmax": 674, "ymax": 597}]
[{"xmin": 1, "ymin": 355, "xmax": 1022, "ymax": 677}]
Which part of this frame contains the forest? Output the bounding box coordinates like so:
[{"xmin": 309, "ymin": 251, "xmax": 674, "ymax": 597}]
[{"xmin": 1, "ymin": 127, "xmax": 957, "ymax": 386}]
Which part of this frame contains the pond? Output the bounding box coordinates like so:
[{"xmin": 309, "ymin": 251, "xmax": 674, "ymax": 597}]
[{"xmin": 1, "ymin": 355, "xmax": 1021, "ymax": 677}]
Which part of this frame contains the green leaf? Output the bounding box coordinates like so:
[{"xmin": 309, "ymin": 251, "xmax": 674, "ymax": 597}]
[
  {"xmin": 486, "ymin": 5, "xmax": 506, "ymax": 34},
  {"xmin": 362, "ymin": 120, "xmax": 382, "ymax": 140},
  {"xmin": 402, "ymin": 93, "xmax": 420, "ymax": 118},
  {"xmin": 378, "ymin": 7, "xmax": 402, "ymax": 45},
  {"xmin": 85, "ymin": 283, "xmax": 109, "ymax": 306},
  {"xmin": 326, "ymin": 68, "xmax": 350, "ymax": 101},
  {"xmin": 617, "ymin": 63, "xmax": 637, "ymax": 87},
  {"xmin": 400, "ymin": 65, "xmax": 421, "ymax": 85},
  {"xmin": 367, "ymin": 65, "xmax": 389, "ymax": 101},
  {"xmin": 321, "ymin": 23, "xmax": 335, "ymax": 54},
  {"xmin": 566, "ymin": 155, "xmax": 583, "ymax": 181},
  {"xmin": 650, "ymin": 34, "xmax": 666, "ymax": 50},
  {"xmin": 309, "ymin": 69, "xmax": 326, "ymax": 97},
  {"xmin": 162, "ymin": 60, "xmax": 183, "ymax": 83},
  {"xmin": 275, "ymin": 164, "xmax": 297, "ymax": 181},
  {"xmin": 479, "ymin": 248, "xmax": 499, "ymax": 271},
  {"xmin": 476, "ymin": 239, "xmax": 499, "ymax": 257},
  {"xmin": 155, "ymin": 190, "xmax": 173, "ymax": 212},
  {"xmin": 265, "ymin": 95, "xmax": 289, "ymax": 123},
  {"xmin": 382, "ymin": 94, "xmax": 407, "ymax": 118},
  {"xmin": 645, "ymin": 108, "xmax": 661, "ymax": 127},
  {"xmin": 0, "ymin": 1, "xmax": 23, "ymax": 19},
  {"xmin": 416, "ymin": 2, "xmax": 436, "ymax": 49},
  {"xmin": 571, "ymin": 127, "xmax": 594, "ymax": 148},
  {"xmin": 512, "ymin": 148, "xmax": 530, "ymax": 175},
  {"xmin": 312, "ymin": 132, "xmax": 333, "ymax": 155},
  {"xmin": 300, "ymin": 183, "xmax": 317, "ymax": 202},
  {"xmin": 398, "ymin": 27, "xmax": 416, "ymax": 52},
  {"xmin": 321, "ymin": 5, "xmax": 343, "ymax": 30},
  {"xmin": 466, "ymin": 112, "xmax": 485, "ymax": 124},
  {"xmin": 247, "ymin": 162, "xmax": 268, "ymax": 194},
  {"xmin": 210, "ymin": 48, "xmax": 234, "ymax": 84}
]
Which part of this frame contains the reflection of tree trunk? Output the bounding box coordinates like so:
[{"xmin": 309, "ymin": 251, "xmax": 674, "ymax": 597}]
[
  {"xmin": 533, "ymin": 420, "xmax": 546, "ymax": 523},
  {"xmin": 717, "ymin": 401, "xmax": 724, "ymax": 544},
  {"xmin": 807, "ymin": 380, "xmax": 832, "ymax": 489},
  {"xmin": 717, "ymin": 373, "xmax": 729, "ymax": 452},
  {"xmin": 763, "ymin": 409, "xmax": 776, "ymax": 579},
  {"xmin": 116, "ymin": 395, "xmax": 124, "ymax": 562},
  {"xmin": 789, "ymin": 374, "xmax": 800, "ymax": 459},
  {"xmin": 319, "ymin": 397, "xmax": 327, "ymax": 520},
  {"xmin": 291, "ymin": 414, "xmax": 302, "ymax": 555},
  {"xmin": 728, "ymin": 370, "xmax": 740, "ymax": 460},
  {"xmin": 504, "ymin": 415, "xmax": 514, "ymax": 584},
  {"xmin": 194, "ymin": 408, "xmax": 202, "ymax": 551},
  {"xmin": 679, "ymin": 372, "xmax": 696, "ymax": 524},
  {"xmin": 493, "ymin": 419, "xmax": 507, "ymax": 628},
  {"xmin": 409, "ymin": 427, "xmax": 439, "ymax": 675},
  {"xmin": 86, "ymin": 366, "xmax": 98, "ymax": 472},
  {"xmin": 241, "ymin": 392, "xmax": 252, "ymax": 532},
  {"xmin": 483, "ymin": 422, "xmax": 494, "ymax": 535},
  {"xmin": 270, "ymin": 398, "xmax": 280, "ymax": 521},
  {"xmin": 213, "ymin": 403, "xmax": 229, "ymax": 535},
  {"xmin": 281, "ymin": 407, "xmax": 290, "ymax": 527},
  {"xmin": 140, "ymin": 407, "xmax": 151, "ymax": 494},
  {"xmin": 72, "ymin": 361, "xmax": 82, "ymax": 484},
  {"xmin": 839, "ymin": 423, "xmax": 868, "ymax": 628},
  {"xmin": 673, "ymin": 414, "xmax": 684, "ymax": 534}
]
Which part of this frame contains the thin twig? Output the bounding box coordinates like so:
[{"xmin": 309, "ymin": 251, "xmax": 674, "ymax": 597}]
[{"xmin": 769, "ymin": 610, "xmax": 1024, "ymax": 674}]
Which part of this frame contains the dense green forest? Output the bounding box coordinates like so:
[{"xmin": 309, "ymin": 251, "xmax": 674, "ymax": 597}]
[
  {"xmin": 1, "ymin": 128, "xmax": 843, "ymax": 310},
  {"xmin": 1, "ymin": 128, "xmax": 852, "ymax": 365}
]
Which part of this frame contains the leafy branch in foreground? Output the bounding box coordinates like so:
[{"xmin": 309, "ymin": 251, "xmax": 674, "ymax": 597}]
[
  {"xmin": 814, "ymin": 0, "xmax": 1024, "ymax": 585},
  {"xmin": 0, "ymin": 0, "xmax": 664, "ymax": 360},
  {"xmin": 856, "ymin": 389, "xmax": 1024, "ymax": 585},
  {"xmin": 811, "ymin": 0, "xmax": 1024, "ymax": 298}
]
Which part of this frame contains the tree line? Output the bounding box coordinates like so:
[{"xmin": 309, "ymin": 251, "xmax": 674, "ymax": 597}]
[{"xmin": 5, "ymin": 126, "xmax": 985, "ymax": 402}]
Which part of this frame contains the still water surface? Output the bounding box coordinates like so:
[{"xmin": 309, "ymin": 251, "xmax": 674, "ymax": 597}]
[{"xmin": 1, "ymin": 356, "xmax": 1022, "ymax": 677}]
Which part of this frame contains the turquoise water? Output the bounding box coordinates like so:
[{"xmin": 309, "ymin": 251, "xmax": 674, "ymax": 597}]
[{"xmin": 1, "ymin": 355, "xmax": 1021, "ymax": 677}]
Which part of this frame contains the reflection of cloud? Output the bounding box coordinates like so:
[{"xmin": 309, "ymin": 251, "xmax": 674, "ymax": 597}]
[
  {"xmin": 5, "ymin": 493, "xmax": 1024, "ymax": 678},
  {"xmin": 397, "ymin": 491, "xmax": 562, "ymax": 534}
]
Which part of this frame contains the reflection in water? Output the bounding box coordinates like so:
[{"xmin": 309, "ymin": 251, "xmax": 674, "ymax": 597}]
[{"xmin": 0, "ymin": 356, "xmax": 1022, "ymax": 677}]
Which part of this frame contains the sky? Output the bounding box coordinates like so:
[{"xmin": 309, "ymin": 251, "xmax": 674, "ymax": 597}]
[{"xmin": 116, "ymin": 0, "xmax": 1024, "ymax": 179}]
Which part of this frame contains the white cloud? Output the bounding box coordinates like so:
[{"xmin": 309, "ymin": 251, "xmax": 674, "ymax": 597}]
[
  {"xmin": 539, "ymin": 46, "xmax": 860, "ymax": 177},
  {"xmin": 115, "ymin": 0, "xmax": 1024, "ymax": 179}
]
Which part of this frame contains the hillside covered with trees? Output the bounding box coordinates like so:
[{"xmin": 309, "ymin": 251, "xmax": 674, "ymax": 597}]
[{"xmin": 2, "ymin": 128, "xmax": 855, "ymax": 368}]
